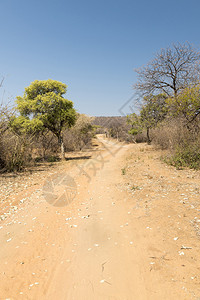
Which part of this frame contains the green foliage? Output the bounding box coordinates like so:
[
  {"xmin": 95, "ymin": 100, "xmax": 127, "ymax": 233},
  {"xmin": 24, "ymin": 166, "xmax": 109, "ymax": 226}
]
[
  {"xmin": 128, "ymin": 94, "xmax": 168, "ymax": 143},
  {"xmin": 132, "ymin": 43, "xmax": 200, "ymax": 170},
  {"xmin": 127, "ymin": 113, "xmax": 142, "ymax": 136},
  {"xmin": 129, "ymin": 128, "xmax": 140, "ymax": 135},
  {"xmin": 167, "ymin": 85, "xmax": 200, "ymax": 123},
  {"xmin": 23, "ymin": 79, "xmax": 67, "ymax": 101},
  {"xmin": 10, "ymin": 115, "xmax": 43, "ymax": 135},
  {"xmin": 130, "ymin": 185, "xmax": 140, "ymax": 190},
  {"xmin": 140, "ymin": 94, "xmax": 168, "ymax": 129},
  {"xmin": 121, "ymin": 167, "xmax": 126, "ymax": 175},
  {"xmin": 12, "ymin": 79, "xmax": 77, "ymax": 159},
  {"xmin": 15, "ymin": 80, "xmax": 76, "ymax": 137}
]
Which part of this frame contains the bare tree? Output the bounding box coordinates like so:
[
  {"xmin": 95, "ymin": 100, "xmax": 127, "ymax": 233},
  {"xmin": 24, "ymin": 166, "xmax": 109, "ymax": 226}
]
[
  {"xmin": 134, "ymin": 43, "xmax": 200, "ymax": 97},
  {"xmin": 0, "ymin": 104, "xmax": 9, "ymax": 134}
]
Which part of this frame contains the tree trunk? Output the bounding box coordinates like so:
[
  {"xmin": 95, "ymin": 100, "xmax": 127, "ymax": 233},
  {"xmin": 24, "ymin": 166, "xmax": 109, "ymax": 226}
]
[
  {"xmin": 58, "ymin": 133, "xmax": 65, "ymax": 160},
  {"xmin": 146, "ymin": 127, "xmax": 151, "ymax": 144}
]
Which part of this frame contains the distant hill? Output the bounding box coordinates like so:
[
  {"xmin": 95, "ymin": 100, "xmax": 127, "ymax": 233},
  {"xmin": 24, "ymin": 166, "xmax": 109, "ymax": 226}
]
[{"xmin": 92, "ymin": 116, "xmax": 126, "ymax": 127}]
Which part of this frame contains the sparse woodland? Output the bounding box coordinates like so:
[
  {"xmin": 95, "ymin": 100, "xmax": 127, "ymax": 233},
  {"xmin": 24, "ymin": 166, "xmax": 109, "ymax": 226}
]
[
  {"xmin": 0, "ymin": 80, "xmax": 95, "ymax": 171},
  {"xmin": 128, "ymin": 42, "xmax": 200, "ymax": 169},
  {"xmin": 1, "ymin": 43, "xmax": 200, "ymax": 172}
]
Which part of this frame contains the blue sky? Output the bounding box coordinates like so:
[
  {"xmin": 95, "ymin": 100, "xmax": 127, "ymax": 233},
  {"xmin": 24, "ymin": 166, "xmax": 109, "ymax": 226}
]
[{"xmin": 1, "ymin": 0, "xmax": 200, "ymax": 116}]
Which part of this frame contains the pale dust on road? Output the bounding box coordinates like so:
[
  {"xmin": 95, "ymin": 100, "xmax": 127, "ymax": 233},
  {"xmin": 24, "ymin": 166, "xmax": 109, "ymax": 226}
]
[{"xmin": 0, "ymin": 135, "xmax": 199, "ymax": 299}]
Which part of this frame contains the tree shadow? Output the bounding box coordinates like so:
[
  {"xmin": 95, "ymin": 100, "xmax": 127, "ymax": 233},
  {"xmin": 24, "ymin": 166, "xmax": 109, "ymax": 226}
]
[{"xmin": 65, "ymin": 155, "xmax": 91, "ymax": 161}]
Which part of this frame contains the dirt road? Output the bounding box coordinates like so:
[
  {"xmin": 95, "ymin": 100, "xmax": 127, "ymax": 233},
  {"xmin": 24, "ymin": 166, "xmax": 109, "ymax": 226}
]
[{"xmin": 0, "ymin": 136, "xmax": 200, "ymax": 299}]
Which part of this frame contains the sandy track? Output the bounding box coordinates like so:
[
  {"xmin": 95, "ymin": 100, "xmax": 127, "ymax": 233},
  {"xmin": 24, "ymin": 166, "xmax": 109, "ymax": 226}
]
[{"xmin": 0, "ymin": 136, "xmax": 199, "ymax": 299}]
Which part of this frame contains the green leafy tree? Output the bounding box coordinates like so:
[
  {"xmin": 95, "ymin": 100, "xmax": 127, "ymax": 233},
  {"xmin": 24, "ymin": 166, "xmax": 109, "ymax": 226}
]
[
  {"xmin": 127, "ymin": 113, "xmax": 142, "ymax": 138},
  {"xmin": 12, "ymin": 79, "xmax": 77, "ymax": 159},
  {"xmin": 140, "ymin": 94, "xmax": 168, "ymax": 144},
  {"xmin": 128, "ymin": 95, "xmax": 168, "ymax": 144},
  {"xmin": 167, "ymin": 84, "xmax": 200, "ymax": 125}
]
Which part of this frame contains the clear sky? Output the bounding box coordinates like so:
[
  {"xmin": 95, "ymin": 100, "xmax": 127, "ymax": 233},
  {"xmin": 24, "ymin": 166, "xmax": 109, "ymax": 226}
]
[{"xmin": 1, "ymin": 0, "xmax": 200, "ymax": 116}]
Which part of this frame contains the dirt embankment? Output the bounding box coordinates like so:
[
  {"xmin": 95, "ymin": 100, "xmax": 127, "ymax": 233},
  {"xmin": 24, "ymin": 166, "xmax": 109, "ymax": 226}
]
[{"xmin": 0, "ymin": 136, "xmax": 199, "ymax": 299}]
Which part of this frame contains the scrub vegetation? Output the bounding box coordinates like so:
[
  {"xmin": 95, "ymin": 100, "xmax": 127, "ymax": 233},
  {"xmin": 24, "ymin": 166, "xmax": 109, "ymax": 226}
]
[
  {"xmin": 128, "ymin": 42, "xmax": 200, "ymax": 169},
  {"xmin": 0, "ymin": 80, "xmax": 94, "ymax": 171},
  {"xmin": 1, "ymin": 42, "xmax": 200, "ymax": 172}
]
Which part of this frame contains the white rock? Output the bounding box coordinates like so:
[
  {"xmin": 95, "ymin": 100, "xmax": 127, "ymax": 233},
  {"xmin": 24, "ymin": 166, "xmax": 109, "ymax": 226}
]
[{"xmin": 100, "ymin": 279, "xmax": 105, "ymax": 283}]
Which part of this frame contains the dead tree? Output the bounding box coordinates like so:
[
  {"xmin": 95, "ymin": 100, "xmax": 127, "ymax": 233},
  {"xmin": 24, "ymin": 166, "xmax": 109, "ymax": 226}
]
[{"xmin": 134, "ymin": 43, "xmax": 200, "ymax": 97}]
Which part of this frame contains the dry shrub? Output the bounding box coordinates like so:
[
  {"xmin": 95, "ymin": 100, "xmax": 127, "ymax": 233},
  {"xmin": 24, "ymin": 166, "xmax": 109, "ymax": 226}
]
[
  {"xmin": 0, "ymin": 130, "xmax": 32, "ymax": 171},
  {"xmin": 135, "ymin": 131, "xmax": 147, "ymax": 143},
  {"xmin": 0, "ymin": 113, "xmax": 95, "ymax": 171},
  {"xmin": 0, "ymin": 104, "xmax": 33, "ymax": 171},
  {"xmin": 152, "ymin": 117, "xmax": 200, "ymax": 169},
  {"xmin": 32, "ymin": 132, "xmax": 59, "ymax": 160},
  {"xmin": 92, "ymin": 116, "xmax": 132, "ymax": 143},
  {"xmin": 63, "ymin": 114, "xmax": 95, "ymax": 151},
  {"xmin": 118, "ymin": 131, "xmax": 134, "ymax": 142},
  {"xmin": 152, "ymin": 118, "xmax": 186, "ymax": 150}
]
